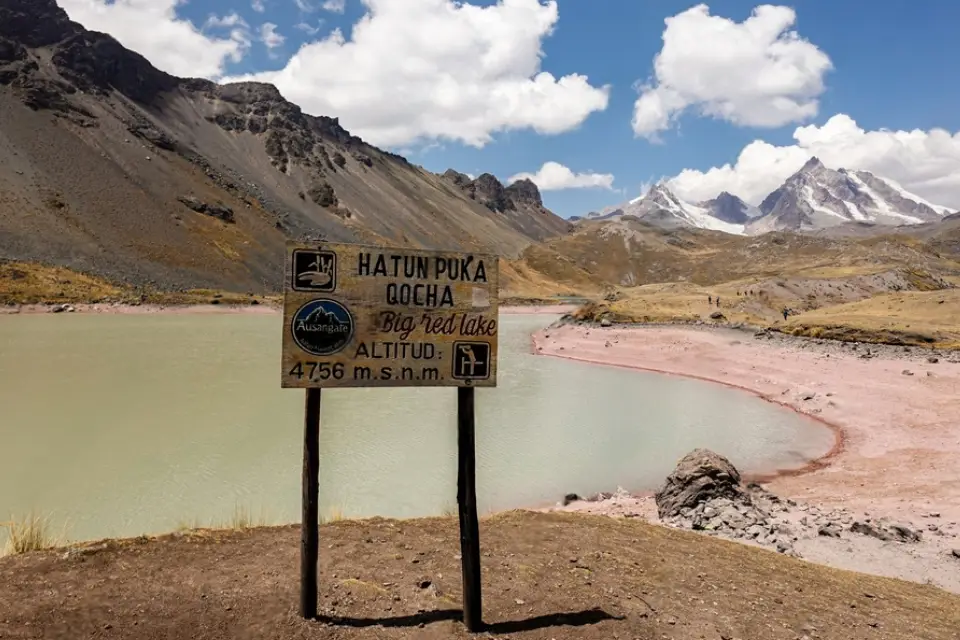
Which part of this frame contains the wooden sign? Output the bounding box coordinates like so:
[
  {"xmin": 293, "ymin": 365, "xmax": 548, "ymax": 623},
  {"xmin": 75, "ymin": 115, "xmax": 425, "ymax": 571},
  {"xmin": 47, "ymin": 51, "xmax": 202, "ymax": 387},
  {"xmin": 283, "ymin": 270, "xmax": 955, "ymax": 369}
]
[
  {"xmin": 281, "ymin": 242, "xmax": 499, "ymax": 388},
  {"xmin": 285, "ymin": 241, "xmax": 492, "ymax": 632}
]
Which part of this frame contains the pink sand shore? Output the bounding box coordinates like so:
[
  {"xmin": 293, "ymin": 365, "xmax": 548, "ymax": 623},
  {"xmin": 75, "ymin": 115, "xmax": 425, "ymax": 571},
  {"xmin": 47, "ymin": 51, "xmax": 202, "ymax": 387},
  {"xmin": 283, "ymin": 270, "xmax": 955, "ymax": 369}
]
[{"xmin": 532, "ymin": 323, "xmax": 960, "ymax": 525}]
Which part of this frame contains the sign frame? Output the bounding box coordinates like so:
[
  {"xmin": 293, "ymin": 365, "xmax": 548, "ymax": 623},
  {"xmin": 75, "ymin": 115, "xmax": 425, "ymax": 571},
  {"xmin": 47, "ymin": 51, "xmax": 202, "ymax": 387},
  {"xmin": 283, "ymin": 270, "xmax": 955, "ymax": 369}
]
[{"xmin": 281, "ymin": 241, "xmax": 499, "ymax": 389}]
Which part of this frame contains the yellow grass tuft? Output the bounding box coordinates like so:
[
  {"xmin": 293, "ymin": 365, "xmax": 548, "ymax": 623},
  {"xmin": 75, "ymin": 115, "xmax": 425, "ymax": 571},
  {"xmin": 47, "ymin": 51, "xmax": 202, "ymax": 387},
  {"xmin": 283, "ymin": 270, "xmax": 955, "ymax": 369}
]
[
  {"xmin": 1, "ymin": 513, "xmax": 61, "ymax": 555},
  {"xmin": 319, "ymin": 505, "xmax": 346, "ymax": 525}
]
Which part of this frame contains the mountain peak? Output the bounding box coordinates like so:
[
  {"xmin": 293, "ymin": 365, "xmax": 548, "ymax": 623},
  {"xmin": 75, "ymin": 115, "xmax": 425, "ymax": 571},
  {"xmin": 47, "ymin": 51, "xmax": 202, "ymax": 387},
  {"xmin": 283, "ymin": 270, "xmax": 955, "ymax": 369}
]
[
  {"xmin": 714, "ymin": 191, "xmax": 742, "ymax": 203},
  {"xmin": 0, "ymin": 0, "xmax": 80, "ymax": 48},
  {"xmin": 505, "ymin": 178, "xmax": 543, "ymax": 207},
  {"xmin": 648, "ymin": 182, "xmax": 674, "ymax": 196},
  {"xmin": 800, "ymin": 156, "xmax": 826, "ymax": 172}
]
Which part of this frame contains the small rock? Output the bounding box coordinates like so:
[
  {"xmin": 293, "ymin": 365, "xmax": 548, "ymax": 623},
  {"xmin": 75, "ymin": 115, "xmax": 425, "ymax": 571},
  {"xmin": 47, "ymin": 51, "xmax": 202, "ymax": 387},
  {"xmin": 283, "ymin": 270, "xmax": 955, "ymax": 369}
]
[
  {"xmin": 902, "ymin": 369, "xmax": 914, "ymax": 376},
  {"xmin": 928, "ymin": 356, "xmax": 939, "ymax": 363},
  {"xmin": 600, "ymin": 318, "xmax": 612, "ymax": 327},
  {"xmin": 417, "ymin": 580, "xmax": 431, "ymax": 589},
  {"xmin": 950, "ymin": 549, "xmax": 960, "ymax": 559},
  {"xmin": 818, "ymin": 523, "xmax": 842, "ymax": 538},
  {"xmin": 562, "ymin": 493, "xmax": 580, "ymax": 506}
]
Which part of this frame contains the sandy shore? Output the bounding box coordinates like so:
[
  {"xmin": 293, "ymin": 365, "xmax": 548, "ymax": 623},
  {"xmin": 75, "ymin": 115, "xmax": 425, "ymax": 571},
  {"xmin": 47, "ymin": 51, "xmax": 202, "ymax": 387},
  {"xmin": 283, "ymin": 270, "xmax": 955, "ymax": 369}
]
[{"xmin": 534, "ymin": 321, "xmax": 960, "ymax": 591}]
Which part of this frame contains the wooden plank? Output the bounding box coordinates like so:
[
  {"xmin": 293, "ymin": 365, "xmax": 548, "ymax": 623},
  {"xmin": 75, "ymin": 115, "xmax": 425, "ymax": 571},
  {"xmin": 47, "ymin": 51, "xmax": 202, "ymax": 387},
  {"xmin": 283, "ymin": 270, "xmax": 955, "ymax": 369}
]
[
  {"xmin": 457, "ymin": 386, "xmax": 484, "ymax": 631},
  {"xmin": 281, "ymin": 242, "xmax": 499, "ymax": 388},
  {"xmin": 300, "ymin": 388, "xmax": 322, "ymax": 620}
]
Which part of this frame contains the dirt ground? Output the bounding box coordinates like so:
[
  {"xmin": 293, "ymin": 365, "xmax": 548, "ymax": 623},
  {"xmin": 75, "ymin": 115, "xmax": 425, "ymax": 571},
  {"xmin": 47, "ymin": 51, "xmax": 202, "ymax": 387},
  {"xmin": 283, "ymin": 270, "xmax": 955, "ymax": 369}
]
[{"xmin": 3, "ymin": 511, "xmax": 960, "ymax": 640}]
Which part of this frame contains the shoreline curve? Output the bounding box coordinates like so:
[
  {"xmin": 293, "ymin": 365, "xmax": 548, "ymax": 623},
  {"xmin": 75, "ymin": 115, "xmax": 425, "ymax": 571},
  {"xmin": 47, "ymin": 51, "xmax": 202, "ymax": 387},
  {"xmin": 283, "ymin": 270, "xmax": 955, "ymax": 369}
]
[{"xmin": 527, "ymin": 327, "xmax": 846, "ymax": 492}]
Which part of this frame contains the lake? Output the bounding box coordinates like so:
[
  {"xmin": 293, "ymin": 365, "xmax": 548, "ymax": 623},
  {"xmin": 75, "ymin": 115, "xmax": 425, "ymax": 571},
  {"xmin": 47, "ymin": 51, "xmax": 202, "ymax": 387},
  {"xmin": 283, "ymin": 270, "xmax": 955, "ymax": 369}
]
[{"xmin": 0, "ymin": 312, "xmax": 834, "ymax": 542}]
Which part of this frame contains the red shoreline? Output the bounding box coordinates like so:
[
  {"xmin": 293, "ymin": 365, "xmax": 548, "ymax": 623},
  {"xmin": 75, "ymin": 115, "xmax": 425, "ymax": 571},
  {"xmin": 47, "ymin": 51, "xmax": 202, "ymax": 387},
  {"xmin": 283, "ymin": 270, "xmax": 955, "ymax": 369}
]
[{"xmin": 527, "ymin": 330, "xmax": 847, "ymax": 489}]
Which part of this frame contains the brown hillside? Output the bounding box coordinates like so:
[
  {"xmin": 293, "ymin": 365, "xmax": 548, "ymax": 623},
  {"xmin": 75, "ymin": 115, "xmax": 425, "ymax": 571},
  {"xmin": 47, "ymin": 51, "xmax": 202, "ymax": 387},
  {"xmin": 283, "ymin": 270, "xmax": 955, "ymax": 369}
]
[
  {"xmin": 0, "ymin": 0, "xmax": 570, "ymax": 294},
  {"xmin": 522, "ymin": 218, "xmax": 960, "ymax": 291}
]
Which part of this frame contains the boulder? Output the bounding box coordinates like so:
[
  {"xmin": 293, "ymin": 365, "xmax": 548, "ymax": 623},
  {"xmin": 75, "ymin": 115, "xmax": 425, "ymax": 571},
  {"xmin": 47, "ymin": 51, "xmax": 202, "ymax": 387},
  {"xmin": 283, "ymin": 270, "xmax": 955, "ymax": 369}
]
[
  {"xmin": 655, "ymin": 449, "xmax": 744, "ymax": 519},
  {"xmin": 176, "ymin": 195, "xmax": 235, "ymax": 223},
  {"xmin": 850, "ymin": 520, "xmax": 921, "ymax": 543},
  {"xmin": 307, "ymin": 182, "xmax": 337, "ymax": 208}
]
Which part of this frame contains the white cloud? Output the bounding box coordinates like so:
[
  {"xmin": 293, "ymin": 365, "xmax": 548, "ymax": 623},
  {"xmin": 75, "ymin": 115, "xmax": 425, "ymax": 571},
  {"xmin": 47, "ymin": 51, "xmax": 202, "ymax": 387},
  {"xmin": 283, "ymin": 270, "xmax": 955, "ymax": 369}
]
[
  {"xmin": 260, "ymin": 22, "xmax": 285, "ymax": 49},
  {"xmin": 322, "ymin": 0, "xmax": 346, "ymax": 12},
  {"xmin": 295, "ymin": 0, "xmax": 317, "ymax": 12},
  {"xmin": 632, "ymin": 4, "xmax": 832, "ymax": 139},
  {"xmin": 667, "ymin": 114, "xmax": 960, "ymax": 209},
  {"xmin": 509, "ymin": 161, "xmax": 615, "ymax": 191},
  {"xmin": 223, "ymin": 0, "xmax": 609, "ymax": 148},
  {"xmin": 295, "ymin": 21, "xmax": 323, "ymax": 36},
  {"xmin": 252, "ymin": 0, "xmax": 266, "ymax": 12},
  {"xmin": 58, "ymin": 0, "xmax": 249, "ymax": 79},
  {"xmin": 205, "ymin": 12, "xmax": 248, "ymax": 29}
]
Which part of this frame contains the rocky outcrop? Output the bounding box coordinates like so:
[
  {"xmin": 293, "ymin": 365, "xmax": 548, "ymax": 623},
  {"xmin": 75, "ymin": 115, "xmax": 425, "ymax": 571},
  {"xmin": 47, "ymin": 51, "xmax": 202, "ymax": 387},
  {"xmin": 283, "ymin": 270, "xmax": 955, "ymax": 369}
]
[
  {"xmin": 442, "ymin": 169, "xmax": 471, "ymax": 187},
  {"xmin": 0, "ymin": 0, "xmax": 79, "ymax": 48},
  {"xmin": 177, "ymin": 196, "xmax": 235, "ymax": 223},
  {"xmin": 651, "ymin": 449, "xmax": 931, "ymax": 558},
  {"xmin": 655, "ymin": 449, "xmax": 745, "ymax": 518},
  {"xmin": 505, "ymin": 178, "xmax": 543, "ymax": 208},
  {"xmin": 469, "ymin": 173, "xmax": 510, "ymax": 213},
  {"xmin": 307, "ymin": 182, "xmax": 337, "ymax": 208},
  {"xmin": 198, "ymin": 81, "xmax": 364, "ymax": 176},
  {"xmin": 442, "ymin": 171, "xmax": 548, "ymax": 214}
]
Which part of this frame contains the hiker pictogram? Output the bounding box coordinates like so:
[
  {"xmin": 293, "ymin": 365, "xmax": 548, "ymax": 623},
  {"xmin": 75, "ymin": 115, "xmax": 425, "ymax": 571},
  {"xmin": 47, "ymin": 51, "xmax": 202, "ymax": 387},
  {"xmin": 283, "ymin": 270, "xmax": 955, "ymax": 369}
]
[{"xmin": 452, "ymin": 341, "xmax": 491, "ymax": 380}]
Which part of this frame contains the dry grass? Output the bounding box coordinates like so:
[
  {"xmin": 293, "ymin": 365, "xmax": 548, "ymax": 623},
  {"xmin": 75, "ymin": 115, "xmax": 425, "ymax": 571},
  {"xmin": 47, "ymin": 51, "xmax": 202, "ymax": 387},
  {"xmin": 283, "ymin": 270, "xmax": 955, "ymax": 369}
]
[
  {"xmin": 0, "ymin": 261, "xmax": 279, "ymax": 307},
  {"xmin": 781, "ymin": 289, "xmax": 960, "ymax": 347},
  {"xmin": 1, "ymin": 513, "xmax": 61, "ymax": 556},
  {"xmin": 141, "ymin": 289, "xmax": 278, "ymax": 308},
  {"xmin": 0, "ymin": 261, "xmax": 122, "ymax": 305},
  {"xmin": 319, "ymin": 505, "xmax": 346, "ymax": 525}
]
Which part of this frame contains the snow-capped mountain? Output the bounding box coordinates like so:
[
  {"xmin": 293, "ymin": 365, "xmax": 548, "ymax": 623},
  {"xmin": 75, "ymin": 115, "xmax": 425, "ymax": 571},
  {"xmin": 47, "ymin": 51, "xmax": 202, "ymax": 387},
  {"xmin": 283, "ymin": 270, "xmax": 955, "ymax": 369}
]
[
  {"xmin": 580, "ymin": 184, "xmax": 759, "ymax": 234},
  {"xmin": 749, "ymin": 157, "xmax": 949, "ymax": 233},
  {"xmin": 701, "ymin": 191, "xmax": 763, "ymax": 224},
  {"xmin": 577, "ymin": 157, "xmax": 951, "ymax": 236}
]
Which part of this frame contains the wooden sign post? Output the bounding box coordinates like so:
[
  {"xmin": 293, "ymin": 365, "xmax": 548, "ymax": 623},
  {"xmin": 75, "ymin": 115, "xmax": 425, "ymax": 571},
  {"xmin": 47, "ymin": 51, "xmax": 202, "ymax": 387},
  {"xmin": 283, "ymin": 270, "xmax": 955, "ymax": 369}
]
[{"xmin": 281, "ymin": 241, "xmax": 498, "ymax": 631}]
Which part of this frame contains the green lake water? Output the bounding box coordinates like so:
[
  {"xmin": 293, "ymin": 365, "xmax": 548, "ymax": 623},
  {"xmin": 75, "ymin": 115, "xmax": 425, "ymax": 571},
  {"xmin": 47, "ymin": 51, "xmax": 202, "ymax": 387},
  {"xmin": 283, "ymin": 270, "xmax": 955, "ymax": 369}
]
[{"xmin": 0, "ymin": 312, "xmax": 834, "ymax": 542}]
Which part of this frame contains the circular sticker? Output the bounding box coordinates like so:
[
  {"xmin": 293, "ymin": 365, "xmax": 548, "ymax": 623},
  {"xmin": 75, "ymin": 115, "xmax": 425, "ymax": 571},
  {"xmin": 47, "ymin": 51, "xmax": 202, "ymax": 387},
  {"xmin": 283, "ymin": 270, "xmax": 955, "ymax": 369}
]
[{"xmin": 290, "ymin": 299, "xmax": 354, "ymax": 356}]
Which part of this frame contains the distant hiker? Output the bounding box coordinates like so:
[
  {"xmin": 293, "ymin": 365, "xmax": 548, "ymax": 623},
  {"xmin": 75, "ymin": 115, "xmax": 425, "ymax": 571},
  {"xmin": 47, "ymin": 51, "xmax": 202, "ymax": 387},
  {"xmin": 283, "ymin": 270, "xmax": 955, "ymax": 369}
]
[
  {"xmin": 708, "ymin": 295, "xmax": 712, "ymax": 305},
  {"xmin": 782, "ymin": 307, "xmax": 789, "ymax": 321},
  {"xmin": 716, "ymin": 297, "xmax": 721, "ymax": 307},
  {"xmin": 736, "ymin": 290, "xmax": 740, "ymax": 296}
]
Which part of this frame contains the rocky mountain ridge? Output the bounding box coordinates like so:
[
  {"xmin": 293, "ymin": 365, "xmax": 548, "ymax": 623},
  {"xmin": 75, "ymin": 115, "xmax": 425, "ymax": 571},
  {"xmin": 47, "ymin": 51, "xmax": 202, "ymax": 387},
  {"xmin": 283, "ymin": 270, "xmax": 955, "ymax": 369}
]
[
  {"xmin": 581, "ymin": 157, "xmax": 952, "ymax": 236},
  {"xmin": 0, "ymin": 0, "xmax": 569, "ymax": 293}
]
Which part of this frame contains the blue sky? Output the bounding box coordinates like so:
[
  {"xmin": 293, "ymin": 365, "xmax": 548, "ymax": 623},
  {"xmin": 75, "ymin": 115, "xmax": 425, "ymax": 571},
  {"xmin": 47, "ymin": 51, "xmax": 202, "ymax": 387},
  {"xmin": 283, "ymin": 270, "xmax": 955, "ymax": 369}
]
[{"xmin": 61, "ymin": 1, "xmax": 960, "ymax": 217}]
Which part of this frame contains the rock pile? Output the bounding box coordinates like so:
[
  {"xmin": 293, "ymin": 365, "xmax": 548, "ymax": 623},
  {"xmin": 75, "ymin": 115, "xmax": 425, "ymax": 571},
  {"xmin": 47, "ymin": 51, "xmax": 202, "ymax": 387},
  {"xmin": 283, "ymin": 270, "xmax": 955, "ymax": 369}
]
[
  {"xmin": 655, "ymin": 449, "xmax": 929, "ymax": 557},
  {"xmin": 655, "ymin": 448, "xmax": 745, "ymax": 518}
]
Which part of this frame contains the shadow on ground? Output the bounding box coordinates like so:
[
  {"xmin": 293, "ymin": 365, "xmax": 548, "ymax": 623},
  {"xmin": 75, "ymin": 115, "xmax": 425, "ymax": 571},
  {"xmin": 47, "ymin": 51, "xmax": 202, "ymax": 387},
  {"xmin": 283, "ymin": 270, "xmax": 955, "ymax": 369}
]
[{"xmin": 317, "ymin": 607, "xmax": 622, "ymax": 632}]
